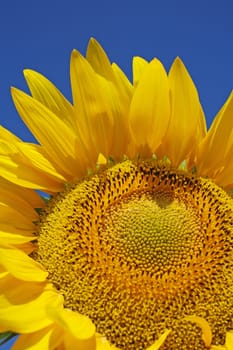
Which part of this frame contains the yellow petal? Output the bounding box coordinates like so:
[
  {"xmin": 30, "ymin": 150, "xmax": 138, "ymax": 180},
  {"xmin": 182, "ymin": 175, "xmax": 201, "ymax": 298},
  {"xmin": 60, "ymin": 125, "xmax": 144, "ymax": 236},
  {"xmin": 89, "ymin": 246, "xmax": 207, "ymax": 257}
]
[
  {"xmin": 0, "ymin": 278, "xmax": 63, "ymax": 333},
  {"xmin": 0, "ymin": 140, "xmax": 63, "ymax": 191},
  {"xmin": 214, "ymin": 146, "xmax": 233, "ymax": 187},
  {"xmin": 146, "ymin": 329, "xmax": 171, "ymax": 350},
  {"xmin": 24, "ymin": 69, "xmax": 75, "ymax": 129},
  {"xmin": 17, "ymin": 143, "xmax": 68, "ymax": 183},
  {"xmin": 0, "ymin": 179, "xmax": 39, "ymax": 222},
  {"xmin": 133, "ymin": 56, "xmax": 148, "ymax": 86},
  {"xmin": 197, "ymin": 91, "xmax": 233, "ymax": 179},
  {"xmin": 0, "ymin": 175, "xmax": 44, "ymax": 209},
  {"xmin": 184, "ymin": 315, "xmax": 212, "ymax": 348},
  {"xmin": 211, "ymin": 330, "xmax": 233, "ymax": 349},
  {"xmin": 0, "ymin": 247, "xmax": 47, "ymax": 281},
  {"xmin": 0, "ymin": 223, "xmax": 34, "ymax": 238},
  {"xmin": 0, "ymin": 203, "xmax": 35, "ymax": 230},
  {"xmin": 48, "ymin": 307, "xmax": 96, "ymax": 350},
  {"xmin": 0, "ymin": 148, "xmax": 65, "ymax": 192},
  {"xmin": 112, "ymin": 62, "xmax": 133, "ymax": 100},
  {"xmin": 86, "ymin": 38, "xmax": 116, "ymax": 81},
  {"xmin": 71, "ymin": 50, "xmax": 127, "ymax": 160},
  {"xmin": 159, "ymin": 57, "xmax": 206, "ymax": 167},
  {"xmin": 0, "ymin": 125, "xmax": 21, "ymax": 143},
  {"xmin": 225, "ymin": 331, "xmax": 233, "ymax": 349},
  {"xmin": 12, "ymin": 327, "xmax": 56, "ymax": 350},
  {"xmin": 129, "ymin": 58, "xmax": 170, "ymax": 155},
  {"xmin": 96, "ymin": 334, "xmax": 120, "ymax": 350},
  {"xmin": 11, "ymin": 88, "xmax": 84, "ymax": 179},
  {"xmin": 86, "ymin": 39, "xmax": 133, "ymax": 156},
  {"xmin": 97, "ymin": 153, "xmax": 107, "ymax": 165},
  {"xmin": 16, "ymin": 242, "xmax": 35, "ymax": 255},
  {"xmin": 0, "ymin": 229, "xmax": 34, "ymax": 246},
  {"xmin": 0, "ymin": 177, "xmax": 39, "ymax": 229},
  {"xmin": 0, "ymin": 271, "xmax": 9, "ymax": 279}
]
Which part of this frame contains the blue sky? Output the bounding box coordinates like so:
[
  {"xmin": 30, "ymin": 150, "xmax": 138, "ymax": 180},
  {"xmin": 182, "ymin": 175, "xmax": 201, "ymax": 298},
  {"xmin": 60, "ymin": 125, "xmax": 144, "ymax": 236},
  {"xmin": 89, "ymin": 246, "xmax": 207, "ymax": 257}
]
[
  {"xmin": 0, "ymin": 0, "xmax": 232, "ymax": 144},
  {"xmin": 0, "ymin": 0, "xmax": 232, "ymax": 348}
]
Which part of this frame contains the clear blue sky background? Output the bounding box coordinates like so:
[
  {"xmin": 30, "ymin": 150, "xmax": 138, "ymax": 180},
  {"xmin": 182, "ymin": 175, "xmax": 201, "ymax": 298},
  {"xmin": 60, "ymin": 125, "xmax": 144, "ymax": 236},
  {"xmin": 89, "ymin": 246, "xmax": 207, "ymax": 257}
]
[
  {"xmin": 0, "ymin": 0, "xmax": 232, "ymax": 348},
  {"xmin": 0, "ymin": 0, "xmax": 233, "ymax": 144}
]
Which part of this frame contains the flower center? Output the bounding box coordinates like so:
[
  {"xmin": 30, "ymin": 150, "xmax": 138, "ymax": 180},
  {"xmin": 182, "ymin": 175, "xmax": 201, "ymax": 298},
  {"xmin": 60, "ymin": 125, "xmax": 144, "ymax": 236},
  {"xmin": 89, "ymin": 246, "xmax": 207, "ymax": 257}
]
[
  {"xmin": 34, "ymin": 160, "xmax": 233, "ymax": 349},
  {"xmin": 104, "ymin": 194, "xmax": 199, "ymax": 276}
]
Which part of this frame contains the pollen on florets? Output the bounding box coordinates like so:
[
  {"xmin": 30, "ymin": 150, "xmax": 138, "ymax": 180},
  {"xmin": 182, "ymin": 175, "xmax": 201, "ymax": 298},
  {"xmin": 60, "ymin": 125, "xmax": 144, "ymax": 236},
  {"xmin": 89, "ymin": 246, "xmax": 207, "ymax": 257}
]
[{"xmin": 33, "ymin": 160, "xmax": 233, "ymax": 350}]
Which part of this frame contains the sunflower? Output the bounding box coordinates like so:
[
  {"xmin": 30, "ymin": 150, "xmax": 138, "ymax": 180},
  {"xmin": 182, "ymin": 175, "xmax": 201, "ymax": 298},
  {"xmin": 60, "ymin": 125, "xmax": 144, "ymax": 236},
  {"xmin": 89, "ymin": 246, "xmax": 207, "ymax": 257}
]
[{"xmin": 0, "ymin": 38, "xmax": 233, "ymax": 350}]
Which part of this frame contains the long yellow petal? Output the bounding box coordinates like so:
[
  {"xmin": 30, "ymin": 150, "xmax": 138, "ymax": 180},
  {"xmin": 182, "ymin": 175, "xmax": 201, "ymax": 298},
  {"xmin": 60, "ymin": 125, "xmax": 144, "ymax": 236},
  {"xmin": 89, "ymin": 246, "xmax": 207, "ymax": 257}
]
[
  {"xmin": 17, "ymin": 143, "xmax": 68, "ymax": 182},
  {"xmin": 0, "ymin": 278, "xmax": 63, "ymax": 333},
  {"xmin": 86, "ymin": 38, "xmax": 116, "ymax": 81},
  {"xmin": 159, "ymin": 57, "xmax": 206, "ymax": 166},
  {"xmin": 0, "ymin": 204, "xmax": 35, "ymax": 230},
  {"xmin": 11, "ymin": 88, "xmax": 85, "ymax": 179},
  {"xmin": 15, "ymin": 242, "xmax": 35, "ymax": 255},
  {"xmin": 129, "ymin": 58, "xmax": 170, "ymax": 156},
  {"xmin": 0, "ymin": 223, "xmax": 34, "ymax": 238},
  {"xmin": 24, "ymin": 69, "xmax": 76, "ymax": 129},
  {"xmin": 0, "ymin": 181, "xmax": 39, "ymax": 222},
  {"xmin": 0, "ymin": 248, "xmax": 47, "ymax": 281},
  {"xmin": 197, "ymin": 91, "xmax": 233, "ymax": 179},
  {"xmin": 111, "ymin": 63, "xmax": 133, "ymax": 157},
  {"xmin": 133, "ymin": 56, "xmax": 148, "ymax": 86},
  {"xmin": 71, "ymin": 50, "xmax": 129, "ymax": 161},
  {"xmin": 12, "ymin": 327, "xmax": 58, "ymax": 350},
  {"xmin": 0, "ymin": 141, "xmax": 64, "ymax": 192},
  {"xmin": 213, "ymin": 141, "xmax": 233, "ymax": 187},
  {"xmin": 47, "ymin": 307, "xmax": 96, "ymax": 350},
  {"xmin": 12, "ymin": 321, "xmax": 122, "ymax": 350},
  {"xmin": 112, "ymin": 62, "xmax": 133, "ymax": 100},
  {"xmin": 0, "ymin": 176, "xmax": 44, "ymax": 209},
  {"xmin": 0, "ymin": 230, "xmax": 34, "ymax": 246},
  {"xmin": 0, "ymin": 125, "xmax": 21, "ymax": 143},
  {"xmin": 0, "ymin": 152, "xmax": 64, "ymax": 192},
  {"xmin": 87, "ymin": 38, "xmax": 133, "ymax": 157}
]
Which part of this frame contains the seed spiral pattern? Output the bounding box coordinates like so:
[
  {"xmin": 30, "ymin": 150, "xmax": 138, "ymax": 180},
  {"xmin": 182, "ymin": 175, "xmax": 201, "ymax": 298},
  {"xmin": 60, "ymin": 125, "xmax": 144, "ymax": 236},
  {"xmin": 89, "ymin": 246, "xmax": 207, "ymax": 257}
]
[{"xmin": 34, "ymin": 160, "xmax": 233, "ymax": 349}]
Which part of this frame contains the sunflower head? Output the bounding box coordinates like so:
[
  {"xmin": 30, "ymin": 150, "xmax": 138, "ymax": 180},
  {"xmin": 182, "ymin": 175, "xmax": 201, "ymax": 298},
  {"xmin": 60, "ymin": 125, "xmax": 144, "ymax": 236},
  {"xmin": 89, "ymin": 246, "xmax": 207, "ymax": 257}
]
[{"xmin": 0, "ymin": 38, "xmax": 233, "ymax": 350}]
